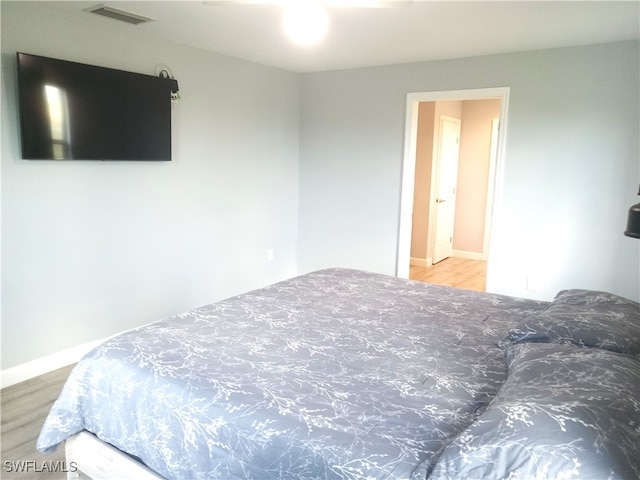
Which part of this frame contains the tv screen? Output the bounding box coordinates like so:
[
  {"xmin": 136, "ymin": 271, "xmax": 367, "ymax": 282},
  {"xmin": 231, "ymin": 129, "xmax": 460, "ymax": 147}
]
[{"xmin": 17, "ymin": 52, "xmax": 178, "ymax": 161}]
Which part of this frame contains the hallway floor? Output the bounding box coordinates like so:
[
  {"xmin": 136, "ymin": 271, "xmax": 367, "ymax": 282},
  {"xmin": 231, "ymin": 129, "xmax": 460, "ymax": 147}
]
[{"xmin": 410, "ymin": 257, "xmax": 487, "ymax": 292}]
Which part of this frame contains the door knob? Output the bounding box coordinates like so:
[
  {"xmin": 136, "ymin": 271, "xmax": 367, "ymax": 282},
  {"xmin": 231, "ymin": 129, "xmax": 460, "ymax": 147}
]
[{"xmin": 436, "ymin": 198, "xmax": 447, "ymax": 203}]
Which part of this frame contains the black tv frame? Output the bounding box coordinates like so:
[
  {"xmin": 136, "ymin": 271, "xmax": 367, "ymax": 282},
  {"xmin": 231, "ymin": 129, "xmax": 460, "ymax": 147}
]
[{"xmin": 16, "ymin": 52, "xmax": 179, "ymax": 161}]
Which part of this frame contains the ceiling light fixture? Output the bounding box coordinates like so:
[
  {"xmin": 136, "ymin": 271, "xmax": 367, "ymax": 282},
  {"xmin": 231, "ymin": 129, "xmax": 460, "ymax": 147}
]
[{"xmin": 282, "ymin": 0, "xmax": 329, "ymax": 46}]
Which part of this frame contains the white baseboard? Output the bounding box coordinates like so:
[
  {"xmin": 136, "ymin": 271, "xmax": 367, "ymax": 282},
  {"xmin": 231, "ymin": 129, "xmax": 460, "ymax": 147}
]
[
  {"xmin": 410, "ymin": 257, "xmax": 434, "ymax": 268},
  {"xmin": 410, "ymin": 257, "xmax": 427, "ymax": 267},
  {"xmin": 1, "ymin": 339, "xmax": 105, "ymax": 389},
  {"xmin": 452, "ymin": 250, "xmax": 487, "ymax": 261},
  {"xmin": 413, "ymin": 252, "xmax": 486, "ymax": 267}
]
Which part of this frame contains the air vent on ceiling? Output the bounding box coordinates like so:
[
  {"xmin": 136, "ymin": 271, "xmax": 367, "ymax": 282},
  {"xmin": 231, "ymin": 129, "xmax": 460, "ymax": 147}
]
[{"xmin": 86, "ymin": 4, "xmax": 154, "ymax": 25}]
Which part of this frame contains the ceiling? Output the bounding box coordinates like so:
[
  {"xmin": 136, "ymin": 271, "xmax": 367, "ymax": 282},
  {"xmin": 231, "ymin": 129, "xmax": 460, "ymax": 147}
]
[{"xmin": 38, "ymin": 1, "xmax": 639, "ymax": 72}]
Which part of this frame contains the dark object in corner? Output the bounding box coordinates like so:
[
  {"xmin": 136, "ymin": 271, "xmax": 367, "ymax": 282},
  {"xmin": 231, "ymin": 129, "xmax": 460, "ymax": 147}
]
[{"xmin": 624, "ymin": 185, "xmax": 640, "ymax": 239}]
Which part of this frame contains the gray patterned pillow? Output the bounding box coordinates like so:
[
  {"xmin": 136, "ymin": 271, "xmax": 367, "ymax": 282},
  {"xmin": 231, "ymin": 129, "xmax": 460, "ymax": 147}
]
[
  {"xmin": 429, "ymin": 343, "xmax": 640, "ymax": 480},
  {"xmin": 499, "ymin": 289, "xmax": 640, "ymax": 355}
]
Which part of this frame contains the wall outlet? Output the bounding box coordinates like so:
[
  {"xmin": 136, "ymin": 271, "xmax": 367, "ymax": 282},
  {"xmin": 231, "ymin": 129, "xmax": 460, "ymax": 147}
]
[
  {"xmin": 266, "ymin": 249, "xmax": 274, "ymax": 262},
  {"xmin": 526, "ymin": 276, "xmax": 539, "ymax": 292}
]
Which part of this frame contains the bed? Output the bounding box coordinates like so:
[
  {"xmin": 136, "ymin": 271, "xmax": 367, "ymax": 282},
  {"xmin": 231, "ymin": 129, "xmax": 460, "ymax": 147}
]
[{"xmin": 37, "ymin": 268, "xmax": 640, "ymax": 479}]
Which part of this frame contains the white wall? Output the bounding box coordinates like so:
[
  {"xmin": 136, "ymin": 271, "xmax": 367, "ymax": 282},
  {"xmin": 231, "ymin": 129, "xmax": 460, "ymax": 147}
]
[
  {"xmin": 1, "ymin": 2, "xmax": 300, "ymax": 370},
  {"xmin": 2, "ymin": 1, "xmax": 639, "ymax": 377},
  {"xmin": 298, "ymin": 41, "xmax": 640, "ymax": 301}
]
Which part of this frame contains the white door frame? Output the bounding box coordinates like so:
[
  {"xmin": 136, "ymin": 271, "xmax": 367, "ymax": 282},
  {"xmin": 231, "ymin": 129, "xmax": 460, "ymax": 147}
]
[
  {"xmin": 396, "ymin": 87, "xmax": 510, "ymax": 279},
  {"xmin": 483, "ymin": 118, "xmax": 501, "ymax": 259}
]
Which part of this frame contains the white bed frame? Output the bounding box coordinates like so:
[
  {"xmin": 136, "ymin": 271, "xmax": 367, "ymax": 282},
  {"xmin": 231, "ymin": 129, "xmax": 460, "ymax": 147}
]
[{"xmin": 65, "ymin": 431, "xmax": 164, "ymax": 480}]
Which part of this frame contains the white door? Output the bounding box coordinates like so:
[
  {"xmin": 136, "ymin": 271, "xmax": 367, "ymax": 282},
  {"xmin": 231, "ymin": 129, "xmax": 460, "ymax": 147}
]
[{"xmin": 432, "ymin": 116, "xmax": 461, "ymax": 264}]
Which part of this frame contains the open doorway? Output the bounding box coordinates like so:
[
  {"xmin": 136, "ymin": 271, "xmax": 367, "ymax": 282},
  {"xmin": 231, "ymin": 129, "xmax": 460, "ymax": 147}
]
[{"xmin": 396, "ymin": 88, "xmax": 510, "ymax": 291}]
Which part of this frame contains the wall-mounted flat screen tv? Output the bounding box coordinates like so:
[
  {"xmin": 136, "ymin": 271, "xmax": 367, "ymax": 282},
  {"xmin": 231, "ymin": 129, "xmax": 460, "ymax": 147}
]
[{"xmin": 17, "ymin": 52, "xmax": 179, "ymax": 161}]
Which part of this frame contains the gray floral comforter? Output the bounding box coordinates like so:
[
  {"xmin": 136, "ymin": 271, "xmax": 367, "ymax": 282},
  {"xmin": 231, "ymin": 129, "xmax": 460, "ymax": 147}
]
[{"xmin": 37, "ymin": 268, "xmax": 588, "ymax": 479}]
